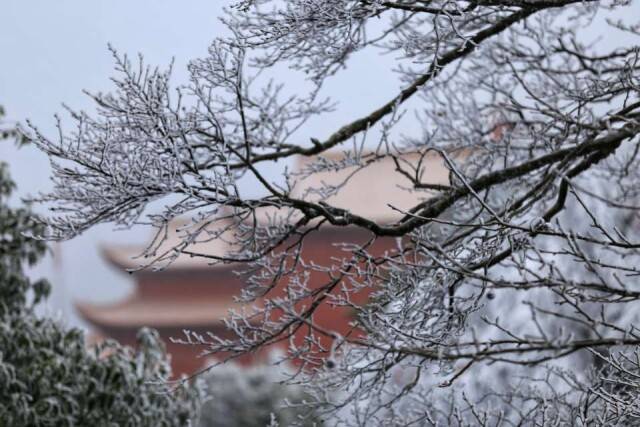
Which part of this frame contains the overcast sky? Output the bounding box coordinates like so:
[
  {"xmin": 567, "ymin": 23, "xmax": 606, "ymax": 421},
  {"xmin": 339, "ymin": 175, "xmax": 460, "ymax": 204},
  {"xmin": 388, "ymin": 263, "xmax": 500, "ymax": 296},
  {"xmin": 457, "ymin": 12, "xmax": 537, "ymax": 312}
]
[{"xmin": 0, "ymin": 1, "xmax": 401, "ymax": 328}]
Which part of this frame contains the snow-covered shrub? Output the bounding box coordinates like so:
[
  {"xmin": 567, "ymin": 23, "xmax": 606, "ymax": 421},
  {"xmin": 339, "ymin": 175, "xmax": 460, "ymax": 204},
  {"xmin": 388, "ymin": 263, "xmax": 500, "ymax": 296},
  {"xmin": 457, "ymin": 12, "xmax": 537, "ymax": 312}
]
[{"xmin": 197, "ymin": 361, "xmax": 320, "ymax": 427}]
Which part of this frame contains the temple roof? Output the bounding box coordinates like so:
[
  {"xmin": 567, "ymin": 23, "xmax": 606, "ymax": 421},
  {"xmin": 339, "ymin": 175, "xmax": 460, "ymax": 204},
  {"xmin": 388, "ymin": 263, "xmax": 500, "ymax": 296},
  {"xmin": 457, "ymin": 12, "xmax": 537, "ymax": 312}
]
[
  {"xmin": 289, "ymin": 152, "xmax": 448, "ymax": 221},
  {"xmin": 101, "ymin": 152, "xmax": 449, "ymax": 271},
  {"xmin": 101, "ymin": 215, "xmax": 239, "ymax": 271},
  {"xmin": 77, "ymin": 296, "xmax": 252, "ymax": 329}
]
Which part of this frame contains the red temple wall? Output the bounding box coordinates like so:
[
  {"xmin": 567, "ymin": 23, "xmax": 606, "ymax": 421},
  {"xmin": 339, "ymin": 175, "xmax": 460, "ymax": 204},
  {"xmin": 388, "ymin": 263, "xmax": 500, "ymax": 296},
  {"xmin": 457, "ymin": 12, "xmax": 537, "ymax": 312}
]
[{"xmin": 91, "ymin": 226, "xmax": 400, "ymax": 376}]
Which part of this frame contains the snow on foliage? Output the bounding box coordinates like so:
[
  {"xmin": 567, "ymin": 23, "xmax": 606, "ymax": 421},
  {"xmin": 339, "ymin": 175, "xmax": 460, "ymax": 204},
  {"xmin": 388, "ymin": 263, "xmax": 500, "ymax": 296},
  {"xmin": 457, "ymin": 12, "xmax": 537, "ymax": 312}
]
[
  {"xmin": 197, "ymin": 358, "xmax": 320, "ymax": 427},
  {"xmin": 24, "ymin": 0, "xmax": 640, "ymax": 425}
]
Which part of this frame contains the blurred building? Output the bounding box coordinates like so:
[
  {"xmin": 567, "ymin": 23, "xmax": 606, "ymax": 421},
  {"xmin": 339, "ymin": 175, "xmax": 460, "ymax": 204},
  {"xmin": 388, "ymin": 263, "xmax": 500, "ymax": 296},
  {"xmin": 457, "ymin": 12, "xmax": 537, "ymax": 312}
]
[{"xmin": 78, "ymin": 152, "xmax": 450, "ymax": 375}]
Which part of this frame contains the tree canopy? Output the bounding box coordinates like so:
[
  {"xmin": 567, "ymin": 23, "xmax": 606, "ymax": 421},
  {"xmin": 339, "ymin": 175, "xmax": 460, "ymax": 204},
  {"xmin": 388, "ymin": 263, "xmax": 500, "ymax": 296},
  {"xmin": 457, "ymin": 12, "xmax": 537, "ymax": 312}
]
[{"xmin": 26, "ymin": 1, "xmax": 640, "ymax": 425}]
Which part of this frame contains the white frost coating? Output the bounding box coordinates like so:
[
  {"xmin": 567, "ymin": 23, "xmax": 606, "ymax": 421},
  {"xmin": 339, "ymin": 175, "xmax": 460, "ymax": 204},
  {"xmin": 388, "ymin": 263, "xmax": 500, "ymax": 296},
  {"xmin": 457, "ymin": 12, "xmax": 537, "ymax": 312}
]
[{"xmin": 26, "ymin": 0, "xmax": 640, "ymax": 425}]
